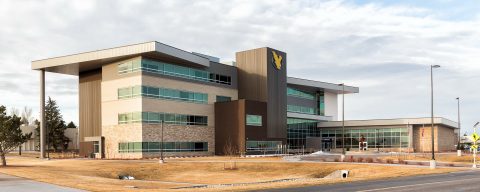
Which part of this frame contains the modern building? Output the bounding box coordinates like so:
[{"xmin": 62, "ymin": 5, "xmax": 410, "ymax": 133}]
[
  {"xmin": 315, "ymin": 118, "xmax": 459, "ymax": 152},
  {"xmin": 31, "ymin": 41, "xmax": 457, "ymax": 158},
  {"xmin": 16, "ymin": 125, "xmax": 79, "ymax": 152}
]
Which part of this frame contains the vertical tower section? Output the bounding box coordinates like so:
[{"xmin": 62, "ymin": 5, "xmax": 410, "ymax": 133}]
[{"xmin": 236, "ymin": 47, "xmax": 287, "ymax": 139}]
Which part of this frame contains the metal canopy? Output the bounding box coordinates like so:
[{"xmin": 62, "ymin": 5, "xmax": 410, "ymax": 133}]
[
  {"xmin": 31, "ymin": 41, "xmax": 211, "ymax": 76},
  {"xmin": 287, "ymin": 77, "xmax": 359, "ymax": 94}
]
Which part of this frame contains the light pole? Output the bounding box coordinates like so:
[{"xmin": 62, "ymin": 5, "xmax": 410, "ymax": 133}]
[
  {"xmin": 339, "ymin": 83, "xmax": 346, "ymax": 159},
  {"xmin": 430, "ymin": 65, "xmax": 440, "ymax": 168},
  {"xmin": 159, "ymin": 120, "xmax": 165, "ymax": 164},
  {"xmin": 473, "ymin": 122, "xmax": 479, "ymax": 168},
  {"xmin": 456, "ymin": 97, "xmax": 461, "ymax": 156}
]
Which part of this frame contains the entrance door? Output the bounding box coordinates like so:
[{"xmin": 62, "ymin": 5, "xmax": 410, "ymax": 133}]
[{"xmin": 321, "ymin": 138, "xmax": 334, "ymax": 151}]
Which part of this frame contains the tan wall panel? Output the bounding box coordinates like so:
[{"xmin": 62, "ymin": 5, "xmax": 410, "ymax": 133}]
[
  {"xmin": 79, "ymin": 70, "xmax": 102, "ymax": 142},
  {"xmin": 236, "ymin": 48, "xmax": 268, "ymax": 101},
  {"xmin": 101, "ymin": 63, "xmax": 143, "ymax": 126},
  {"xmin": 101, "ymin": 76, "xmax": 142, "ymax": 102},
  {"xmin": 102, "ymin": 99, "xmax": 143, "ymax": 126},
  {"xmin": 102, "ymin": 56, "xmax": 142, "ymax": 81}
]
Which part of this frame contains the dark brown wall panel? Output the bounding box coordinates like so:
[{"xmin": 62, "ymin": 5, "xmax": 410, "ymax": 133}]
[
  {"xmin": 79, "ymin": 141, "xmax": 94, "ymax": 157},
  {"xmin": 245, "ymin": 100, "xmax": 268, "ymax": 140},
  {"xmin": 266, "ymin": 48, "xmax": 287, "ymax": 138},
  {"xmin": 79, "ymin": 69, "xmax": 102, "ymax": 142},
  {"xmin": 236, "ymin": 47, "xmax": 287, "ymax": 139},
  {"xmin": 214, "ymin": 100, "xmax": 245, "ymax": 155}
]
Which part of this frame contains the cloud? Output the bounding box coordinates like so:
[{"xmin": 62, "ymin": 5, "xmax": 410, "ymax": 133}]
[{"xmin": 0, "ymin": 0, "xmax": 479, "ymax": 134}]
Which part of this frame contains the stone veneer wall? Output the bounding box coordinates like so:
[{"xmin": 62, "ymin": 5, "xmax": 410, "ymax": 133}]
[
  {"xmin": 103, "ymin": 124, "xmax": 143, "ymax": 159},
  {"xmin": 412, "ymin": 125, "xmax": 456, "ymax": 152},
  {"xmin": 142, "ymin": 124, "xmax": 214, "ymax": 158},
  {"xmin": 437, "ymin": 125, "xmax": 457, "ymax": 152},
  {"xmin": 102, "ymin": 123, "xmax": 214, "ymax": 159}
]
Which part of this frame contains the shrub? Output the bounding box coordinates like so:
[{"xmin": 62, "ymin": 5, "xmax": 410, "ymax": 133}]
[
  {"xmin": 398, "ymin": 158, "xmax": 405, "ymax": 164},
  {"xmin": 386, "ymin": 159, "xmax": 394, "ymax": 164},
  {"xmin": 357, "ymin": 157, "xmax": 364, "ymax": 163},
  {"xmin": 365, "ymin": 157, "xmax": 374, "ymax": 163},
  {"xmin": 448, "ymin": 163, "xmax": 455, "ymax": 167},
  {"xmin": 417, "ymin": 162, "xmax": 424, "ymax": 166},
  {"xmin": 349, "ymin": 156, "xmax": 354, "ymax": 162},
  {"xmin": 334, "ymin": 158, "xmax": 340, "ymax": 162}
]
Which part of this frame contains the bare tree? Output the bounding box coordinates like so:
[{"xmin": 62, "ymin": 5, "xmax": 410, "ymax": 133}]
[
  {"xmin": 222, "ymin": 137, "xmax": 239, "ymax": 170},
  {"xmin": 9, "ymin": 107, "xmax": 19, "ymax": 117},
  {"xmin": 223, "ymin": 136, "xmax": 238, "ymax": 157},
  {"xmin": 21, "ymin": 107, "xmax": 33, "ymax": 125}
]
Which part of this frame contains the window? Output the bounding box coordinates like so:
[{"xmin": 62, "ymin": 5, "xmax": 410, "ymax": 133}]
[
  {"xmin": 287, "ymin": 118, "xmax": 318, "ymax": 125},
  {"xmin": 118, "ymin": 85, "xmax": 208, "ymax": 104},
  {"xmin": 118, "ymin": 112, "xmax": 208, "ymax": 126},
  {"xmin": 317, "ymin": 91, "xmax": 325, "ymax": 116},
  {"xmin": 93, "ymin": 141, "xmax": 100, "ymax": 153},
  {"xmin": 246, "ymin": 141, "xmax": 282, "ymax": 151},
  {"xmin": 287, "ymin": 87, "xmax": 315, "ymax": 100},
  {"xmin": 287, "ymin": 105, "xmax": 316, "ymax": 115},
  {"xmin": 246, "ymin": 114, "xmax": 262, "ymax": 126},
  {"xmin": 216, "ymin": 96, "xmax": 231, "ymax": 102},
  {"xmin": 118, "ymin": 142, "xmax": 208, "ymax": 153},
  {"xmin": 118, "ymin": 58, "xmax": 232, "ymax": 86}
]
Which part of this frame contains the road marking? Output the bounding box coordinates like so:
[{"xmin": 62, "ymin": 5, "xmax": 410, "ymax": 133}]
[{"xmin": 357, "ymin": 177, "xmax": 480, "ymax": 192}]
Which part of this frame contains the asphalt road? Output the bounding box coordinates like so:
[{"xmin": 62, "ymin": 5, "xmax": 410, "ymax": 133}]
[
  {"xmin": 258, "ymin": 170, "xmax": 480, "ymax": 192},
  {"xmin": 0, "ymin": 173, "xmax": 85, "ymax": 192}
]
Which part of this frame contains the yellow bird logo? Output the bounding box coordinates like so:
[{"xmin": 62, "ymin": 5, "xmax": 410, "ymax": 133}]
[{"xmin": 272, "ymin": 50, "xmax": 282, "ymax": 70}]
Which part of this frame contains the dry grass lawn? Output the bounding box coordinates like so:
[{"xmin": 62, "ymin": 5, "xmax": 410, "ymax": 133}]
[
  {"xmin": 380, "ymin": 153, "xmax": 475, "ymax": 164},
  {"xmin": 0, "ymin": 156, "xmax": 460, "ymax": 192}
]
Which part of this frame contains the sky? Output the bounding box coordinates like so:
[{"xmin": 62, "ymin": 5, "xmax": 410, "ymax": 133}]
[{"xmin": 0, "ymin": 0, "xmax": 479, "ymax": 134}]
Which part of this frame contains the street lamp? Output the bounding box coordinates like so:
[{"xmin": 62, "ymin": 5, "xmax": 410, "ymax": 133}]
[
  {"xmin": 159, "ymin": 120, "xmax": 165, "ymax": 164},
  {"xmin": 339, "ymin": 83, "xmax": 346, "ymax": 157},
  {"xmin": 473, "ymin": 122, "xmax": 479, "ymax": 168},
  {"xmin": 456, "ymin": 97, "xmax": 461, "ymax": 156},
  {"xmin": 430, "ymin": 64, "xmax": 440, "ymax": 168}
]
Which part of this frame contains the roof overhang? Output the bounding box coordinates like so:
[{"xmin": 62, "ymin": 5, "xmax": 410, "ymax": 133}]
[
  {"xmin": 317, "ymin": 117, "xmax": 459, "ymax": 129},
  {"xmin": 287, "ymin": 77, "xmax": 359, "ymax": 94},
  {"xmin": 287, "ymin": 112, "xmax": 333, "ymax": 121},
  {"xmin": 31, "ymin": 41, "xmax": 211, "ymax": 76}
]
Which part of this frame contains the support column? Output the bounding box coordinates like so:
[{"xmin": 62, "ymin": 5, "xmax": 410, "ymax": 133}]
[{"xmin": 40, "ymin": 70, "xmax": 46, "ymax": 159}]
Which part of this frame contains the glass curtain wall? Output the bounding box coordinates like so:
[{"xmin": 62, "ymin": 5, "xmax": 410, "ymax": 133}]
[
  {"xmin": 329, "ymin": 127, "xmax": 409, "ymax": 149},
  {"xmin": 118, "ymin": 58, "xmax": 232, "ymax": 85},
  {"xmin": 118, "ymin": 142, "xmax": 208, "ymax": 153},
  {"xmin": 118, "ymin": 112, "xmax": 208, "ymax": 126},
  {"xmin": 118, "ymin": 85, "xmax": 208, "ymax": 104},
  {"xmin": 286, "ymin": 120, "xmax": 409, "ymax": 150},
  {"xmin": 287, "ymin": 119, "xmax": 319, "ymax": 149}
]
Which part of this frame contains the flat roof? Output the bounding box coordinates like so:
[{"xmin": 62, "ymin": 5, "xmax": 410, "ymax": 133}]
[
  {"xmin": 317, "ymin": 117, "xmax": 458, "ymax": 129},
  {"xmin": 287, "ymin": 77, "xmax": 359, "ymax": 94},
  {"xmin": 31, "ymin": 41, "xmax": 211, "ymax": 75}
]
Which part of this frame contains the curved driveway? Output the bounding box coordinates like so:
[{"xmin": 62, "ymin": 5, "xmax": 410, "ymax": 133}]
[{"xmin": 0, "ymin": 173, "xmax": 84, "ymax": 192}]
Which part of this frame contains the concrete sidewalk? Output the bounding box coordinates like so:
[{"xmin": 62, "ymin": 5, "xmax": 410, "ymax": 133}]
[{"xmin": 0, "ymin": 173, "xmax": 85, "ymax": 192}]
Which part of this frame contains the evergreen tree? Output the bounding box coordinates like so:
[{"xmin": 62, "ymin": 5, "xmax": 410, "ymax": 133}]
[
  {"xmin": 45, "ymin": 97, "xmax": 67, "ymax": 152},
  {"xmin": 66, "ymin": 121, "xmax": 76, "ymax": 128},
  {"xmin": 0, "ymin": 105, "xmax": 32, "ymax": 166},
  {"xmin": 34, "ymin": 119, "xmax": 40, "ymax": 151}
]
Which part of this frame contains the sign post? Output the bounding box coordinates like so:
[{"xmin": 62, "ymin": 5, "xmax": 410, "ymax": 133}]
[{"xmin": 470, "ymin": 132, "xmax": 479, "ymax": 168}]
